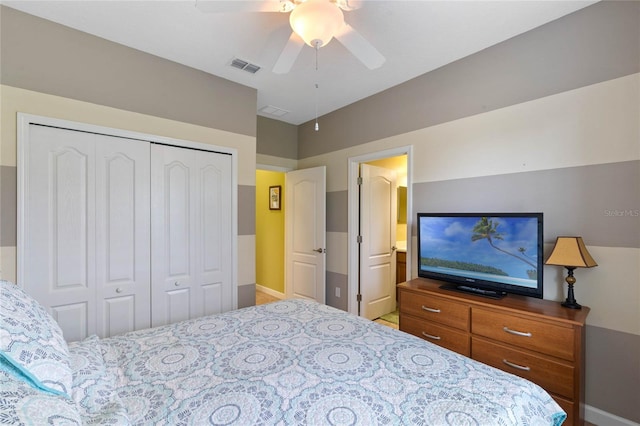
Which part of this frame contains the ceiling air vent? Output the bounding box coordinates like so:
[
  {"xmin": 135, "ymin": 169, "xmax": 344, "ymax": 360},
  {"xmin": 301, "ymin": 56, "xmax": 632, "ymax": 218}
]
[
  {"xmin": 259, "ymin": 105, "xmax": 290, "ymax": 118},
  {"xmin": 230, "ymin": 58, "xmax": 261, "ymax": 74}
]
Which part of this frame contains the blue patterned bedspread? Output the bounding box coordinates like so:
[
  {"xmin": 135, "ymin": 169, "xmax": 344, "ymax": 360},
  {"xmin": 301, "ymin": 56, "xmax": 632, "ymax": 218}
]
[{"xmin": 85, "ymin": 299, "xmax": 565, "ymax": 425}]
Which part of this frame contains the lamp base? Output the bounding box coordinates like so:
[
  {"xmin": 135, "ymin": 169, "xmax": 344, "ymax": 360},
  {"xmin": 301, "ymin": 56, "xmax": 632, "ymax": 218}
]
[
  {"xmin": 561, "ymin": 300, "xmax": 582, "ymax": 309},
  {"xmin": 561, "ymin": 268, "xmax": 582, "ymax": 309}
]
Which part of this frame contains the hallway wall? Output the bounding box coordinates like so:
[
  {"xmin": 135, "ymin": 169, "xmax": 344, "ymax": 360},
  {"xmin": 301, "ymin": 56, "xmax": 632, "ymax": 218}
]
[{"xmin": 256, "ymin": 170, "xmax": 285, "ymax": 295}]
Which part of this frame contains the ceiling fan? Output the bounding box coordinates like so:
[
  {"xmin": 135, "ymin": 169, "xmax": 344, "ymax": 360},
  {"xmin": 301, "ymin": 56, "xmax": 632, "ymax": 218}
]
[{"xmin": 196, "ymin": 0, "xmax": 386, "ymax": 74}]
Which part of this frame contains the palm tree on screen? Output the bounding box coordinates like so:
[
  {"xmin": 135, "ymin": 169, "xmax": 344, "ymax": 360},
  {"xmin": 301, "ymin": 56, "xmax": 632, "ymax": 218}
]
[{"xmin": 471, "ymin": 217, "xmax": 536, "ymax": 269}]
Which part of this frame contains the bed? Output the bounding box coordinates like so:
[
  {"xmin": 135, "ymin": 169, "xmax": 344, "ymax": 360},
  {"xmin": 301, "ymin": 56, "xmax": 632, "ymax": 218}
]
[{"xmin": 1, "ymin": 280, "xmax": 566, "ymax": 425}]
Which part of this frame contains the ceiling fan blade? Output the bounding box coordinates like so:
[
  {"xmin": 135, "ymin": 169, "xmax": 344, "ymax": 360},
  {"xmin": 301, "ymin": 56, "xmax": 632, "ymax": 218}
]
[
  {"xmin": 334, "ymin": 23, "xmax": 385, "ymax": 70},
  {"xmin": 195, "ymin": 0, "xmax": 282, "ymax": 14},
  {"xmin": 272, "ymin": 32, "xmax": 305, "ymax": 74}
]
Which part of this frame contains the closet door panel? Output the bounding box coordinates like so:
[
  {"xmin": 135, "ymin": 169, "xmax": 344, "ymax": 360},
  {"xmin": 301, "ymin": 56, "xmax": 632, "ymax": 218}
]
[
  {"xmin": 51, "ymin": 302, "xmax": 88, "ymax": 344},
  {"xmin": 53, "ymin": 148, "xmax": 90, "ymax": 287},
  {"xmin": 25, "ymin": 125, "xmax": 96, "ymax": 340},
  {"xmin": 151, "ymin": 145, "xmax": 197, "ymax": 326},
  {"xmin": 202, "ymin": 283, "xmax": 223, "ymax": 316},
  {"xmin": 167, "ymin": 289, "xmax": 191, "ymax": 324},
  {"xmin": 102, "ymin": 296, "xmax": 135, "ymax": 337},
  {"xmin": 167, "ymin": 162, "xmax": 192, "ymax": 278},
  {"xmin": 198, "ymin": 154, "xmax": 233, "ymax": 315},
  {"xmin": 95, "ymin": 136, "xmax": 150, "ymax": 337}
]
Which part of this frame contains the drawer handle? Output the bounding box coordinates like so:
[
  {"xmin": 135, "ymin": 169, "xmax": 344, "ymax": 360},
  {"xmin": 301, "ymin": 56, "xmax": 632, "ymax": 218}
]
[
  {"xmin": 115, "ymin": 288, "xmax": 123, "ymax": 293},
  {"xmin": 421, "ymin": 306, "xmax": 441, "ymax": 313},
  {"xmin": 503, "ymin": 326, "xmax": 532, "ymax": 337},
  {"xmin": 421, "ymin": 332, "xmax": 441, "ymax": 341},
  {"xmin": 503, "ymin": 359, "xmax": 531, "ymax": 371}
]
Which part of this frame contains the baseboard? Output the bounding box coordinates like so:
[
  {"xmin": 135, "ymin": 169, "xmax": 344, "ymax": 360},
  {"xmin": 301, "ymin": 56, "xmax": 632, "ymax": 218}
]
[
  {"xmin": 255, "ymin": 284, "xmax": 284, "ymax": 300},
  {"xmin": 585, "ymin": 405, "xmax": 639, "ymax": 426}
]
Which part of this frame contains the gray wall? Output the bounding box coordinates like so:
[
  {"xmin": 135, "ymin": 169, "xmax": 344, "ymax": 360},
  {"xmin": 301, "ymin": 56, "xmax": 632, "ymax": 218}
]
[
  {"xmin": 0, "ymin": 6, "xmax": 256, "ymax": 138},
  {"xmin": 257, "ymin": 116, "xmax": 298, "ymax": 159},
  {"xmin": 297, "ymin": 0, "xmax": 640, "ymax": 158},
  {"xmin": 412, "ymin": 161, "xmax": 640, "ymax": 248}
]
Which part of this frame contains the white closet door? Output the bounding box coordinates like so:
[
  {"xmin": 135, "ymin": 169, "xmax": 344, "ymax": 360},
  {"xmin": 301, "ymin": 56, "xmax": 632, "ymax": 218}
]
[
  {"xmin": 23, "ymin": 125, "xmax": 151, "ymax": 341},
  {"xmin": 151, "ymin": 144, "xmax": 232, "ymax": 327},
  {"xmin": 198, "ymin": 151, "xmax": 233, "ymax": 316},
  {"xmin": 25, "ymin": 125, "xmax": 97, "ymax": 342},
  {"xmin": 95, "ymin": 136, "xmax": 151, "ymax": 337}
]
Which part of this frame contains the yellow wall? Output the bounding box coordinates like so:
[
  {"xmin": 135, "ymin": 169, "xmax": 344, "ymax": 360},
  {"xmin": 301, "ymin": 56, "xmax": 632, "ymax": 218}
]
[{"xmin": 255, "ymin": 170, "xmax": 285, "ymax": 293}]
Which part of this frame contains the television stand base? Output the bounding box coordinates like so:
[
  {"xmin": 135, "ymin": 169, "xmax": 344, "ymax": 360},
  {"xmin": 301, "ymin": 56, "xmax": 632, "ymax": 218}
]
[{"xmin": 440, "ymin": 284, "xmax": 506, "ymax": 299}]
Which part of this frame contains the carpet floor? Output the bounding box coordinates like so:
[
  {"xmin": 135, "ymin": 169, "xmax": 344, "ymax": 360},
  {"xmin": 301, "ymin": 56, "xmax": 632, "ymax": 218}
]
[{"xmin": 379, "ymin": 309, "xmax": 399, "ymax": 324}]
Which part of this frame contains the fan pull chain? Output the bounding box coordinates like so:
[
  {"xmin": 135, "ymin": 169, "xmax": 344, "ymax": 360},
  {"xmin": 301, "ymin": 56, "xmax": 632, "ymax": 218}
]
[
  {"xmin": 314, "ymin": 40, "xmax": 320, "ymax": 132},
  {"xmin": 314, "ymin": 40, "xmax": 320, "ymax": 71},
  {"xmin": 314, "ymin": 83, "xmax": 319, "ymax": 132},
  {"xmin": 312, "ymin": 40, "xmax": 321, "ymax": 131}
]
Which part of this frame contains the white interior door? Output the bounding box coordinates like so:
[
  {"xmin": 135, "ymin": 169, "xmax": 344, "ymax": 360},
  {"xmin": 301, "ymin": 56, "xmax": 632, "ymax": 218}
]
[
  {"xmin": 22, "ymin": 124, "xmax": 150, "ymax": 341},
  {"xmin": 151, "ymin": 144, "xmax": 232, "ymax": 326},
  {"xmin": 285, "ymin": 166, "xmax": 326, "ymax": 303},
  {"xmin": 359, "ymin": 163, "xmax": 397, "ymax": 320}
]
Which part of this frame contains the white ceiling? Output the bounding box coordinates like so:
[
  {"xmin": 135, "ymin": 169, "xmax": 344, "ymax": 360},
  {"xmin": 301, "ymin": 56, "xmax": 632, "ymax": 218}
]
[{"xmin": 4, "ymin": 0, "xmax": 596, "ymax": 125}]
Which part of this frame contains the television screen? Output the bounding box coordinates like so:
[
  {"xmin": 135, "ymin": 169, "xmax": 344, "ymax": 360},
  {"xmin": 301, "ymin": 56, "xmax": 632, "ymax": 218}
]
[{"xmin": 417, "ymin": 213, "xmax": 543, "ymax": 299}]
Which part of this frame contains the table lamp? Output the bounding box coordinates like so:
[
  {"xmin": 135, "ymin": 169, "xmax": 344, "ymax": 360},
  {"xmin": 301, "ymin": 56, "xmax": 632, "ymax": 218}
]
[{"xmin": 545, "ymin": 236, "xmax": 597, "ymax": 309}]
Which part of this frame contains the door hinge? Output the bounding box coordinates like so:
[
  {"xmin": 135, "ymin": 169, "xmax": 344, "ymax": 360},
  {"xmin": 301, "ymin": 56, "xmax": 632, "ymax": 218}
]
[
  {"xmin": 357, "ymin": 235, "xmax": 362, "ymax": 244},
  {"xmin": 357, "ymin": 176, "xmax": 363, "ymax": 185},
  {"xmin": 356, "ymin": 294, "xmax": 362, "ymax": 302}
]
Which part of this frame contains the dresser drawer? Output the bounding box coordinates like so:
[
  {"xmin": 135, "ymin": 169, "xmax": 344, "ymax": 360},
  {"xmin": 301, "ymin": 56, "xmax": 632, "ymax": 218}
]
[
  {"xmin": 400, "ymin": 292, "xmax": 469, "ymax": 331},
  {"xmin": 472, "ymin": 337, "xmax": 574, "ymax": 399},
  {"xmin": 552, "ymin": 395, "xmax": 575, "ymax": 426},
  {"xmin": 400, "ymin": 314, "xmax": 470, "ymax": 356},
  {"xmin": 472, "ymin": 308, "xmax": 575, "ymax": 361}
]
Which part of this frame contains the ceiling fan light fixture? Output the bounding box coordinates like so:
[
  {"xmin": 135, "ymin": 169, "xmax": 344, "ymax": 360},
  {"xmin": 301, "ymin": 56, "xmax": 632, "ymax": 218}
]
[{"xmin": 289, "ymin": 0, "xmax": 344, "ymax": 48}]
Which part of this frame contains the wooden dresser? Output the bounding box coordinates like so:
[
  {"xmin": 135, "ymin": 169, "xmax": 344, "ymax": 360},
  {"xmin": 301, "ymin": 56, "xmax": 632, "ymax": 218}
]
[
  {"xmin": 396, "ymin": 251, "xmax": 406, "ymax": 284},
  {"xmin": 398, "ymin": 278, "xmax": 589, "ymax": 426}
]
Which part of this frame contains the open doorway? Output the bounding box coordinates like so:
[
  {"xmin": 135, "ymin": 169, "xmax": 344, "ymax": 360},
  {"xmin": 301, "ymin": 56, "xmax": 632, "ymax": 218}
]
[
  {"xmin": 255, "ymin": 166, "xmax": 327, "ymax": 306},
  {"xmin": 255, "ymin": 168, "xmax": 287, "ymax": 304},
  {"xmin": 347, "ymin": 147, "xmax": 411, "ymax": 321}
]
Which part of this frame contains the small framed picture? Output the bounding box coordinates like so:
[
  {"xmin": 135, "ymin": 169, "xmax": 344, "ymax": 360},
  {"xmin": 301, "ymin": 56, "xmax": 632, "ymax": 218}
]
[{"xmin": 269, "ymin": 185, "xmax": 281, "ymax": 210}]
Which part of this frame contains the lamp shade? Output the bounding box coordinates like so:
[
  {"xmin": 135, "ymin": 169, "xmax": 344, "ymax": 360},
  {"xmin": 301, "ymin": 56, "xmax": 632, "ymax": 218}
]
[
  {"xmin": 290, "ymin": 0, "xmax": 344, "ymax": 48},
  {"xmin": 545, "ymin": 237, "xmax": 598, "ymax": 268}
]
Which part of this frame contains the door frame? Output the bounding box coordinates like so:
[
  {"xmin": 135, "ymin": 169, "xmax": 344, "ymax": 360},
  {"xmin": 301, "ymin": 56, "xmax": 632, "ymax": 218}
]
[
  {"xmin": 17, "ymin": 113, "xmax": 239, "ymax": 309},
  {"xmin": 347, "ymin": 146, "xmax": 413, "ymax": 316}
]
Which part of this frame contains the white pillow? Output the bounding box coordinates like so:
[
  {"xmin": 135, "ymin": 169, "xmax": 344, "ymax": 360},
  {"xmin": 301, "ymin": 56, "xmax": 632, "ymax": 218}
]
[{"xmin": 0, "ymin": 280, "xmax": 73, "ymax": 396}]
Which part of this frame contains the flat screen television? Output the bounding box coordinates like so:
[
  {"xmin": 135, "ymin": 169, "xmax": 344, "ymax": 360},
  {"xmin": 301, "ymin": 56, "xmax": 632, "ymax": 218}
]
[{"xmin": 417, "ymin": 212, "xmax": 544, "ymax": 299}]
